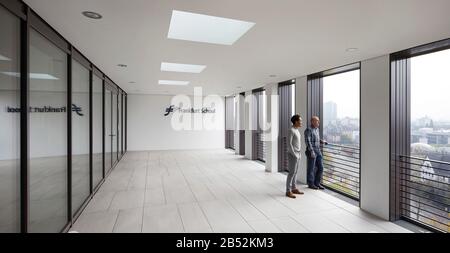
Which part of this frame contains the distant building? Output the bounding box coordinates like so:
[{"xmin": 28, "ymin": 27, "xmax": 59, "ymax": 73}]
[
  {"xmin": 420, "ymin": 155, "xmax": 450, "ymax": 184},
  {"xmin": 324, "ymin": 101, "xmax": 337, "ymax": 124}
]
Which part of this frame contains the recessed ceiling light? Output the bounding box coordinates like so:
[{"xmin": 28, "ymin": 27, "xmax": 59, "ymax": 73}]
[
  {"xmin": 158, "ymin": 80, "xmax": 190, "ymax": 86},
  {"xmin": 82, "ymin": 11, "xmax": 102, "ymax": 19},
  {"xmin": 117, "ymin": 64, "xmax": 127, "ymax": 68},
  {"xmin": 1, "ymin": 72, "xmax": 59, "ymax": 80},
  {"xmin": 168, "ymin": 10, "xmax": 255, "ymax": 45},
  {"xmin": 346, "ymin": 48, "xmax": 358, "ymax": 52},
  {"xmin": 161, "ymin": 62, "xmax": 206, "ymax": 73},
  {"xmin": 0, "ymin": 54, "xmax": 11, "ymax": 61}
]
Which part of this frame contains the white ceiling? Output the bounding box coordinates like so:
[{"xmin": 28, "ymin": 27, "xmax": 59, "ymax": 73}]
[{"xmin": 24, "ymin": 0, "xmax": 450, "ymax": 96}]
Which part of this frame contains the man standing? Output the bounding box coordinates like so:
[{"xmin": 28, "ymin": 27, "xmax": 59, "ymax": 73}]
[
  {"xmin": 304, "ymin": 116, "xmax": 328, "ymax": 190},
  {"xmin": 286, "ymin": 115, "xmax": 304, "ymax": 198}
]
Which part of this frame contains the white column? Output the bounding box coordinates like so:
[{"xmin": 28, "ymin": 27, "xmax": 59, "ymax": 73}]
[
  {"xmin": 295, "ymin": 76, "xmax": 308, "ymax": 184},
  {"xmin": 360, "ymin": 55, "xmax": 390, "ymax": 220},
  {"xmin": 245, "ymin": 91, "xmax": 253, "ymax": 159},
  {"xmin": 264, "ymin": 83, "xmax": 278, "ymax": 173}
]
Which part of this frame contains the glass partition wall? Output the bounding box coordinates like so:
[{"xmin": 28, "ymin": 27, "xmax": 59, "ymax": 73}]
[
  {"xmin": 0, "ymin": 2, "xmax": 127, "ymax": 233},
  {"xmin": 0, "ymin": 6, "xmax": 20, "ymax": 233}
]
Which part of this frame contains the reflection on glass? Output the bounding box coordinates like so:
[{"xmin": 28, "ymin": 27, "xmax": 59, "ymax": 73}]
[
  {"xmin": 409, "ymin": 49, "xmax": 450, "ymax": 232},
  {"xmin": 105, "ymin": 88, "xmax": 112, "ymax": 173},
  {"xmin": 322, "ymin": 70, "xmax": 360, "ymax": 199},
  {"xmin": 71, "ymin": 60, "xmax": 90, "ymax": 215},
  {"xmin": 0, "ymin": 6, "xmax": 20, "ymax": 233},
  {"xmin": 29, "ymin": 29, "xmax": 67, "ymax": 232},
  {"xmin": 92, "ymin": 75, "xmax": 103, "ymax": 188}
]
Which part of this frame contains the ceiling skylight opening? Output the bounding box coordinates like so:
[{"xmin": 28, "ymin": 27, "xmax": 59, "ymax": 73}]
[
  {"xmin": 167, "ymin": 10, "xmax": 255, "ymax": 45},
  {"xmin": 161, "ymin": 62, "xmax": 206, "ymax": 73},
  {"xmin": 158, "ymin": 80, "xmax": 190, "ymax": 86}
]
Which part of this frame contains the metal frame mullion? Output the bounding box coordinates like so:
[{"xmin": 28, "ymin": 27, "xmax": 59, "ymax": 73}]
[
  {"xmin": 19, "ymin": 5, "xmax": 30, "ymax": 233},
  {"xmin": 89, "ymin": 68, "xmax": 93, "ymax": 194}
]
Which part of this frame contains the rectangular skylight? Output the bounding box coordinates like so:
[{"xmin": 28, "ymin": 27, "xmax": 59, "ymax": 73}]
[
  {"xmin": 158, "ymin": 80, "xmax": 190, "ymax": 86},
  {"xmin": 1, "ymin": 72, "xmax": 59, "ymax": 80},
  {"xmin": 0, "ymin": 54, "xmax": 11, "ymax": 61},
  {"xmin": 168, "ymin": 10, "xmax": 255, "ymax": 45},
  {"xmin": 161, "ymin": 62, "xmax": 206, "ymax": 73}
]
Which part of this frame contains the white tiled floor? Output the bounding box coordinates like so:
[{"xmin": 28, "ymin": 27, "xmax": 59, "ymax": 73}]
[{"xmin": 70, "ymin": 149, "xmax": 413, "ymax": 233}]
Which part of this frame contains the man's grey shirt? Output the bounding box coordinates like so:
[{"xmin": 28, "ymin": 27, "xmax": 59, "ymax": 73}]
[{"xmin": 304, "ymin": 127, "xmax": 321, "ymax": 155}]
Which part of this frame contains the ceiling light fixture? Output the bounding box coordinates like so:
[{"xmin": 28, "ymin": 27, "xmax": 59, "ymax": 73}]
[
  {"xmin": 168, "ymin": 10, "xmax": 255, "ymax": 45},
  {"xmin": 161, "ymin": 62, "xmax": 206, "ymax": 73},
  {"xmin": 117, "ymin": 64, "xmax": 127, "ymax": 68},
  {"xmin": 158, "ymin": 80, "xmax": 190, "ymax": 86},
  {"xmin": 82, "ymin": 11, "xmax": 102, "ymax": 20}
]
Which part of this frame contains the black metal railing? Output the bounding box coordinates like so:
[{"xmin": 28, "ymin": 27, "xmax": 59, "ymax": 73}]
[
  {"xmin": 398, "ymin": 155, "xmax": 450, "ymax": 233},
  {"xmin": 321, "ymin": 143, "xmax": 360, "ymax": 200},
  {"xmin": 256, "ymin": 131, "xmax": 266, "ymax": 162}
]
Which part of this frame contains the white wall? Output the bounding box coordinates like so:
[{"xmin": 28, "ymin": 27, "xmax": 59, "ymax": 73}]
[
  {"xmin": 360, "ymin": 55, "xmax": 390, "ymax": 220},
  {"xmin": 127, "ymin": 94, "xmax": 225, "ymax": 151}
]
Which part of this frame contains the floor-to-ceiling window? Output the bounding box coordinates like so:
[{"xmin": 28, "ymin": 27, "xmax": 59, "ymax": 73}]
[
  {"xmin": 71, "ymin": 59, "xmax": 90, "ymax": 216},
  {"xmin": 307, "ymin": 64, "xmax": 361, "ymax": 200},
  {"xmin": 409, "ymin": 48, "xmax": 450, "ymax": 232},
  {"xmin": 0, "ymin": 5, "xmax": 20, "ymax": 233},
  {"xmin": 279, "ymin": 80, "xmax": 296, "ymax": 172},
  {"xmin": 29, "ymin": 29, "xmax": 68, "ymax": 232},
  {"xmin": 392, "ymin": 43, "xmax": 450, "ymax": 233},
  {"xmin": 225, "ymin": 96, "xmax": 235, "ymax": 150},
  {"xmin": 92, "ymin": 73, "xmax": 103, "ymax": 189},
  {"xmin": 253, "ymin": 89, "xmax": 266, "ymax": 162}
]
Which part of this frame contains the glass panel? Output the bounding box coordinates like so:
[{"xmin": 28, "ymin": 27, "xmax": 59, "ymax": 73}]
[
  {"xmin": 71, "ymin": 60, "xmax": 90, "ymax": 215},
  {"xmin": 105, "ymin": 88, "xmax": 111, "ymax": 173},
  {"xmin": 323, "ymin": 70, "xmax": 360, "ymax": 147},
  {"xmin": 322, "ymin": 69, "xmax": 360, "ymax": 199},
  {"xmin": 92, "ymin": 75, "xmax": 103, "ymax": 188},
  {"xmin": 29, "ymin": 29, "xmax": 68, "ymax": 232},
  {"xmin": 0, "ymin": 6, "xmax": 20, "ymax": 233},
  {"xmin": 409, "ymin": 49, "xmax": 450, "ymax": 232},
  {"xmin": 112, "ymin": 90, "xmax": 117, "ymax": 165}
]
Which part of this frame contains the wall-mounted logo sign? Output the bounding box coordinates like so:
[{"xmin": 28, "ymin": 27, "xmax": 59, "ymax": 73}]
[
  {"xmin": 6, "ymin": 104, "xmax": 84, "ymax": 116},
  {"xmin": 164, "ymin": 105, "xmax": 216, "ymax": 117}
]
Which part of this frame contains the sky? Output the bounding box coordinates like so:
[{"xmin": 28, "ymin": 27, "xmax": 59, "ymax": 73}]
[
  {"xmin": 411, "ymin": 49, "xmax": 450, "ymax": 122},
  {"xmin": 323, "ymin": 69, "xmax": 360, "ymax": 119}
]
